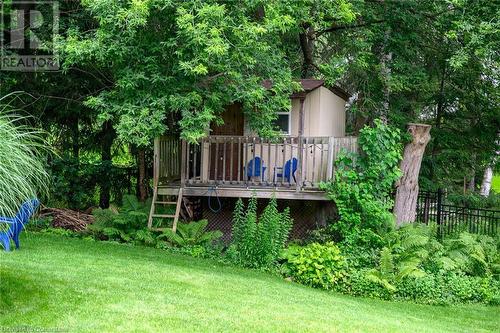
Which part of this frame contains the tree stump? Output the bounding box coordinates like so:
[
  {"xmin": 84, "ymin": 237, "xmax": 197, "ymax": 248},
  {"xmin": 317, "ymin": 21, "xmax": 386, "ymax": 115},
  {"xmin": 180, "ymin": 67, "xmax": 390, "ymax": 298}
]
[
  {"xmin": 479, "ymin": 166, "xmax": 493, "ymax": 197},
  {"xmin": 393, "ymin": 123, "xmax": 431, "ymax": 226}
]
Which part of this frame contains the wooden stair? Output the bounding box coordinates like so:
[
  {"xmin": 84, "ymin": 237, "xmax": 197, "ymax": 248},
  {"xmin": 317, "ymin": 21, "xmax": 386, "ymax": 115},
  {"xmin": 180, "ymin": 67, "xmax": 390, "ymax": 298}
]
[{"xmin": 148, "ymin": 186, "xmax": 183, "ymax": 233}]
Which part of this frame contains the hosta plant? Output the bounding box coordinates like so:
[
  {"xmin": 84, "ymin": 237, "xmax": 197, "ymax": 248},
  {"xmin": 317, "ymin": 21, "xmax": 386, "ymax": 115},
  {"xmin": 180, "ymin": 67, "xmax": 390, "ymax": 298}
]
[{"xmin": 282, "ymin": 242, "xmax": 346, "ymax": 289}]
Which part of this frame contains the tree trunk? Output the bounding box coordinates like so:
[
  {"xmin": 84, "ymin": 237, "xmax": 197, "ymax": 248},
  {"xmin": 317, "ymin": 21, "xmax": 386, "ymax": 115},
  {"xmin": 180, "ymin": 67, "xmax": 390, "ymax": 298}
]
[
  {"xmin": 479, "ymin": 166, "xmax": 493, "ymax": 197},
  {"xmin": 71, "ymin": 116, "xmax": 80, "ymax": 159},
  {"xmin": 394, "ymin": 123, "xmax": 432, "ymax": 226},
  {"xmin": 467, "ymin": 173, "xmax": 476, "ymax": 192},
  {"xmin": 299, "ymin": 23, "xmax": 315, "ymax": 78},
  {"xmin": 137, "ymin": 149, "xmax": 148, "ymax": 201},
  {"xmin": 99, "ymin": 120, "xmax": 115, "ymax": 208},
  {"xmin": 379, "ymin": 29, "xmax": 392, "ymax": 124}
]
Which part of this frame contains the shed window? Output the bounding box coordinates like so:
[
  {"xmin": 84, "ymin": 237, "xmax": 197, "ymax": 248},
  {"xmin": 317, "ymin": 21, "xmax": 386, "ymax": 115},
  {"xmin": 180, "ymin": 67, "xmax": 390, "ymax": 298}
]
[{"xmin": 274, "ymin": 112, "xmax": 291, "ymax": 135}]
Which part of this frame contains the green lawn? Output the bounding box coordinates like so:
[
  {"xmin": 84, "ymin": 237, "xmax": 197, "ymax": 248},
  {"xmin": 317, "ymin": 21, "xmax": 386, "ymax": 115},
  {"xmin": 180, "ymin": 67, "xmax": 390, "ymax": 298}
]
[
  {"xmin": 1, "ymin": 234, "xmax": 498, "ymax": 333},
  {"xmin": 492, "ymin": 174, "xmax": 500, "ymax": 193}
]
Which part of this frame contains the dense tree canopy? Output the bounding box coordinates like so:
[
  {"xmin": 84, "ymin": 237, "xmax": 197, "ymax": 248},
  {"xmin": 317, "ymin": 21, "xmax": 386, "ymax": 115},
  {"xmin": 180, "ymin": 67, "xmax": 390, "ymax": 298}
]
[{"xmin": 1, "ymin": 0, "xmax": 498, "ymax": 198}]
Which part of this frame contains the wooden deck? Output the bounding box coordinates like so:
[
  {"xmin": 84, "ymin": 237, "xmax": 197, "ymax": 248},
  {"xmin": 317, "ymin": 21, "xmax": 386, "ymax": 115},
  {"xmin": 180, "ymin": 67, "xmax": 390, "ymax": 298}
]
[
  {"xmin": 154, "ymin": 135, "xmax": 357, "ymax": 201},
  {"xmin": 157, "ymin": 183, "xmax": 329, "ymax": 200}
]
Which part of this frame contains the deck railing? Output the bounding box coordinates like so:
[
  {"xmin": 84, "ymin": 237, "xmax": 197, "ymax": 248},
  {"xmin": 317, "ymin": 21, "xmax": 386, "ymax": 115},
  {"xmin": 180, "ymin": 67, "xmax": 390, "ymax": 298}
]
[
  {"xmin": 155, "ymin": 136, "xmax": 182, "ymax": 184},
  {"xmin": 163, "ymin": 135, "xmax": 358, "ymax": 190}
]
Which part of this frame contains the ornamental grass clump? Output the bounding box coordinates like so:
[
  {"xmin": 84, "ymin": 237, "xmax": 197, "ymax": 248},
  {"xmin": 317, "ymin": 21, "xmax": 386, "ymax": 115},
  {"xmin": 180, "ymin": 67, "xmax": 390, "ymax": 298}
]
[{"xmin": 0, "ymin": 110, "xmax": 50, "ymax": 217}]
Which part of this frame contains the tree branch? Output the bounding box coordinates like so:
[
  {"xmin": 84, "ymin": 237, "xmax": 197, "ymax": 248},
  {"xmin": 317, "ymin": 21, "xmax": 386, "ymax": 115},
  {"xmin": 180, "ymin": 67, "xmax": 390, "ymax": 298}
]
[{"xmin": 316, "ymin": 20, "xmax": 386, "ymax": 37}]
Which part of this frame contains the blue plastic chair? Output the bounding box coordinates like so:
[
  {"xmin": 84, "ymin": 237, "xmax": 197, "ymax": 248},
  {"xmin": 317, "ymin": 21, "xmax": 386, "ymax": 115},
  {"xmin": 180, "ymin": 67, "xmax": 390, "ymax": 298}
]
[
  {"xmin": 274, "ymin": 158, "xmax": 298, "ymax": 183},
  {"xmin": 246, "ymin": 157, "xmax": 267, "ymax": 181},
  {"xmin": 0, "ymin": 199, "xmax": 40, "ymax": 251}
]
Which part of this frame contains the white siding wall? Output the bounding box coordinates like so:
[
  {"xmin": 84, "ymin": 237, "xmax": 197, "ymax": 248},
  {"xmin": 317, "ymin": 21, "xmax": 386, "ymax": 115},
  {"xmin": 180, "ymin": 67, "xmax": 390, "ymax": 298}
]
[
  {"xmin": 318, "ymin": 86, "xmax": 346, "ymax": 137},
  {"xmin": 290, "ymin": 87, "xmax": 346, "ymax": 137}
]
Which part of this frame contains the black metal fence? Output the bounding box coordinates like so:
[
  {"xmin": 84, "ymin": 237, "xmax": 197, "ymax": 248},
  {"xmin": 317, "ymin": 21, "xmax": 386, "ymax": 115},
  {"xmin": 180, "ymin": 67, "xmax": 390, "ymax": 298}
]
[{"xmin": 416, "ymin": 189, "xmax": 499, "ymax": 236}]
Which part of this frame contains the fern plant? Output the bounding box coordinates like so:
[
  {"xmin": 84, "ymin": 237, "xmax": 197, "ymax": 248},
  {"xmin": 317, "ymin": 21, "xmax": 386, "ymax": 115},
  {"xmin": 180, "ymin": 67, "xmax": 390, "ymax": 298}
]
[
  {"xmin": 444, "ymin": 233, "xmax": 499, "ymax": 277},
  {"xmin": 367, "ymin": 224, "xmax": 500, "ymax": 292},
  {"xmin": 89, "ymin": 195, "xmax": 151, "ymax": 243},
  {"xmin": 367, "ymin": 224, "xmax": 439, "ymax": 291},
  {"xmin": 228, "ymin": 196, "xmax": 293, "ymax": 269},
  {"xmin": 158, "ymin": 220, "xmax": 222, "ymax": 247},
  {"xmin": 367, "ymin": 247, "xmax": 426, "ymax": 292}
]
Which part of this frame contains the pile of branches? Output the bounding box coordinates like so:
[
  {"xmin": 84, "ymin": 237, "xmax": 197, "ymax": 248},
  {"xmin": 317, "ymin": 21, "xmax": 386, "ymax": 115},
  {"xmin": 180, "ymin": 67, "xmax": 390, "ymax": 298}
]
[{"xmin": 40, "ymin": 207, "xmax": 94, "ymax": 232}]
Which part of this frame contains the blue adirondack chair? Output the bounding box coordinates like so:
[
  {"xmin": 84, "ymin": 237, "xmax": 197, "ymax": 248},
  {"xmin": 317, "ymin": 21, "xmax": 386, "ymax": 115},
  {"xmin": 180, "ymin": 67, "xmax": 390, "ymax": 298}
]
[
  {"xmin": 0, "ymin": 199, "xmax": 40, "ymax": 251},
  {"xmin": 274, "ymin": 158, "xmax": 298, "ymax": 183},
  {"xmin": 246, "ymin": 157, "xmax": 267, "ymax": 181}
]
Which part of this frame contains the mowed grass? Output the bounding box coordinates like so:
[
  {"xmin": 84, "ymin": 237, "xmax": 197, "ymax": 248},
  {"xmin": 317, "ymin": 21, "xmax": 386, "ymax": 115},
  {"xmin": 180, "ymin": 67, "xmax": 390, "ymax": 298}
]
[
  {"xmin": 492, "ymin": 174, "xmax": 500, "ymax": 193},
  {"xmin": 1, "ymin": 234, "xmax": 499, "ymax": 333}
]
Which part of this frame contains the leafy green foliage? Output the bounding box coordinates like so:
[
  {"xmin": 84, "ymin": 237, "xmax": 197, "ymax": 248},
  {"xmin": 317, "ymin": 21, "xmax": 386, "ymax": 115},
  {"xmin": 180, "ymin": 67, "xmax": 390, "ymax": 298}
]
[
  {"xmin": 382, "ymin": 225, "xmax": 500, "ymax": 279},
  {"xmin": 304, "ymin": 226, "xmax": 437, "ymax": 294},
  {"xmin": 297, "ymin": 222, "xmax": 500, "ymax": 305},
  {"xmin": 320, "ymin": 120, "xmax": 402, "ymax": 247},
  {"xmin": 282, "ymin": 242, "xmax": 346, "ymax": 289},
  {"xmin": 3, "ymin": 0, "xmax": 498, "ymax": 200},
  {"xmin": 339, "ymin": 269, "xmax": 500, "ymax": 305},
  {"xmin": 49, "ymin": 157, "xmax": 98, "ymax": 210},
  {"xmin": 88, "ymin": 195, "xmax": 153, "ymax": 245},
  {"xmin": 158, "ymin": 220, "xmax": 222, "ymax": 247},
  {"xmin": 443, "ymin": 233, "xmax": 500, "ymax": 278},
  {"xmin": 49, "ymin": 156, "xmax": 134, "ymax": 210},
  {"xmin": 446, "ymin": 192, "xmax": 500, "ymax": 210},
  {"xmin": 364, "ymin": 224, "xmax": 500, "ymax": 294},
  {"xmin": 64, "ymin": 0, "xmax": 344, "ymax": 143},
  {"xmin": 492, "ymin": 175, "xmax": 500, "ymax": 193},
  {"xmin": 228, "ymin": 196, "xmax": 293, "ymax": 269},
  {"xmin": 366, "ymin": 247, "xmax": 426, "ymax": 293}
]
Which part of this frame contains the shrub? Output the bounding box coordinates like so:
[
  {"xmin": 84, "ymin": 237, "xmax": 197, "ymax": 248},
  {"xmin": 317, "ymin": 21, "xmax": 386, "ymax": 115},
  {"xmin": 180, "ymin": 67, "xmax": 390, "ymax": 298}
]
[
  {"xmin": 394, "ymin": 273, "xmax": 500, "ymax": 305},
  {"xmin": 282, "ymin": 242, "xmax": 346, "ymax": 289},
  {"xmin": 27, "ymin": 217, "xmax": 53, "ymax": 231},
  {"xmin": 228, "ymin": 196, "xmax": 292, "ymax": 269},
  {"xmin": 335, "ymin": 269, "xmax": 500, "ymax": 305},
  {"xmin": 296, "ymin": 223, "xmax": 500, "ymax": 305},
  {"xmin": 49, "ymin": 156, "xmax": 98, "ymax": 210},
  {"xmin": 447, "ymin": 192, "xmax": 500, "ymax": 210},
  {"xmin": 336, "ymin": 268, "xmax": 392, "ymax": 300},
  {"xmin": 307, "ymin": 225, "xmax": 381, "ymax": 269},
  {"xmin": 49, "ymin": 156, "xmax": 134, "ymax": 210},
  {"xmin": 88, "ymin": 195, "xmax": 152, "ymax": 244},
  {"xmin": 365, "ymin": 225, "xmax": 500, "ymax": 292}
]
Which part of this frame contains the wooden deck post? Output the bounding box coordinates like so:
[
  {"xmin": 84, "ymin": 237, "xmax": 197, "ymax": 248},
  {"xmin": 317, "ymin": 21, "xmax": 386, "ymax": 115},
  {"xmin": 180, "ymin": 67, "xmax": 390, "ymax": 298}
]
[
  {"xmin": 180, "ymin": 139, "xmax": 187, "ymax": 186},
  {"xmin": 327, "ymin": 136, "xmax": 335, "ymax": 180},
  {"xmin": 153, "ymin": 137, "xmax": 160, "ymax": 188},
  {"xmin": 296, "ymin": 97, "xmax": 306, "ymax": 192}
]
